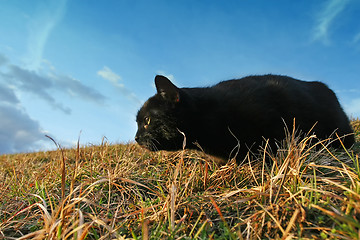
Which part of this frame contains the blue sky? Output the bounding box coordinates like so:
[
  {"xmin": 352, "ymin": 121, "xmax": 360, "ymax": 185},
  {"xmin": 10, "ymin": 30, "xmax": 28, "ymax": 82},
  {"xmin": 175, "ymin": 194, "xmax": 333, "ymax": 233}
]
[{"xmin": 0, "ymin": 0, "xmax": 359, "ymax": 154}]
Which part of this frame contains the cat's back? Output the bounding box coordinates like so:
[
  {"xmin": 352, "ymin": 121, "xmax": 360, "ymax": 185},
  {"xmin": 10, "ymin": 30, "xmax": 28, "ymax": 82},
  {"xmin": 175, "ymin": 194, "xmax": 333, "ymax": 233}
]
[
  {"xmin": 212, "ymin": 74, "xmax": 311, "ymax": 91},
  {"xmin": 209, "ymin": 74, "xmax": 334, "ymax": 101}
]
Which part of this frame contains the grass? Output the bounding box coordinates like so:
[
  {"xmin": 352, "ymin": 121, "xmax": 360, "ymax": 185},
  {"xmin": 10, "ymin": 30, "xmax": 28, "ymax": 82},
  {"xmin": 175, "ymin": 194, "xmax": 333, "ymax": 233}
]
[{"xmin": 0, "ymin": 119, "xmax": 359, "ymax": 239}]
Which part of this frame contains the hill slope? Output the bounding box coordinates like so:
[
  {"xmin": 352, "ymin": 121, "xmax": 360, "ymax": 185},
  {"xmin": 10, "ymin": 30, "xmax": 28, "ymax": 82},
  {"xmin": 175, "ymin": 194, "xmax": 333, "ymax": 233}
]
[{"xmin": 0, "ymin": 120, "xmax": 359, "ymax": 239}]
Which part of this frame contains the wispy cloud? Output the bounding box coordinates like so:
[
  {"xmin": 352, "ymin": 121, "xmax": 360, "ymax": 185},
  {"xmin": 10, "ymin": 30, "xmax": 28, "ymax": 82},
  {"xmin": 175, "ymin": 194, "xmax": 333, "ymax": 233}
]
[
  {"xmin": 2, "ymin": 64, "xmax": 106, "ymax": 114},
  {"xmin": 313, "ymin": 0, "xmax": 350, "ymax": 45},
  {"xmin": 0, "ymin": 0, "xmax": 109, "ymax": 153},
  {"xmin": 53, "ymin": 73, "xmax": 107, "ymax": 104},
  {"xmin": 25, "ymin": 0, "xmax": 67, "ymax": 70},
  {"xmin": 7, "ymin": 65, "xmax": 67, "ymax": 113},
  {"xmin": 97, "ymin": 66, "xmax": 142, "ymax": 105},
  {"xmin": 353, "ymin": 32, "xmax": 360, "ymax": 44},
  {"xmin": 97, "ymin": 66, "xmax": 123, "ymax": 87}
]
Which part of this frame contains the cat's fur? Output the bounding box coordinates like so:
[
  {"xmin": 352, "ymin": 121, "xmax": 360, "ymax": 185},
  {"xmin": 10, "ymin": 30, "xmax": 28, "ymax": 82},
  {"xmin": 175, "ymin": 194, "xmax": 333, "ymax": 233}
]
[{"xmin": 135, "ymin": 74, "xmax": 355, "ymax": 162}]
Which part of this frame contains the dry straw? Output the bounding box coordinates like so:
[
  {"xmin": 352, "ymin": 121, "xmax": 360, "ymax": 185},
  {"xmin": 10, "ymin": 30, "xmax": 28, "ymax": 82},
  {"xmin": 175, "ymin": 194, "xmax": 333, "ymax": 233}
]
[{"xmin": 0, "ymin": 119, "xmax": 359, "ymax": 239}]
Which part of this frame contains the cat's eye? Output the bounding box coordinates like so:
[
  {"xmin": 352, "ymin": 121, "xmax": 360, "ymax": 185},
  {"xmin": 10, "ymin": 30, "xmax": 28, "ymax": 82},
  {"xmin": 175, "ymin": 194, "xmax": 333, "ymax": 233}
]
[{"xmin": 144, "ymin": 117, "xmax": 151, "ymax": 129}]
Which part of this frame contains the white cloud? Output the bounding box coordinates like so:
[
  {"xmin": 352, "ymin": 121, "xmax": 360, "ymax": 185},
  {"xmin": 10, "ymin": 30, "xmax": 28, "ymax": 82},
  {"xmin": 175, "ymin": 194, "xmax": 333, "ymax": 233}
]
[
  {"xmin": 345, "ymin": 98, "xmax": 360, "ymax": 118},
  {"xmin": 0, "ymin": 103, "xmax": 46, "ymax": 154},
  {"xmin": 313, "ymin": 0, "xmax": 350, "ymax": 44},
  {"xmin": 0, "ymin": 55, "xmax": 108, "ymax": 154},
  {"xmin": 97, "ymin": 66, "xmax": 122, "ymax": 86},
  {"xmin": 97, "ymin": 66, "xmax": 141, "ymax": 105},
  {"xmin": 0, "ymin": 78, "xmax": 45, "ymax": 153}
]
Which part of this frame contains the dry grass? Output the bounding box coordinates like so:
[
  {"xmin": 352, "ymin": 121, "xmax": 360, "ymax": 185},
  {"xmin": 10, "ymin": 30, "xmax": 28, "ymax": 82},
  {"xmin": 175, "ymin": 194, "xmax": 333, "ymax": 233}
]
[{"xmin": 0, "ymin": 119, "xmax": 359, "ymax": 239}]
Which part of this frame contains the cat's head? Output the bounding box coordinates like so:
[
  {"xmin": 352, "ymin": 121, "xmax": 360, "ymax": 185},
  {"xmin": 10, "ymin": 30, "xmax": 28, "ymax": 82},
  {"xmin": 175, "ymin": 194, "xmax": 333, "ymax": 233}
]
[{"xmin": 135, "ymin": 75, "xmax": 185, "ymax": 151}]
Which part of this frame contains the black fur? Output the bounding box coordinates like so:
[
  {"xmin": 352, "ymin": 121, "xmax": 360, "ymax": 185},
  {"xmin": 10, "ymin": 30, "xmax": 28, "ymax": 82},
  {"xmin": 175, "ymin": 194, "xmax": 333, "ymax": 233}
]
[{"xmin": 135, "ymin": 74, "xmax": 355, "ymax": 162}]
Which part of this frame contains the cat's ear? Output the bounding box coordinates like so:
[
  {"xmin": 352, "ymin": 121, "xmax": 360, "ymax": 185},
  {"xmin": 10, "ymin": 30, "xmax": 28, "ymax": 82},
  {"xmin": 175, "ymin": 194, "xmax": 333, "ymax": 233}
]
[{"xmin": 155, "ymin": 75, "xmax": 180, "ymax": 103}]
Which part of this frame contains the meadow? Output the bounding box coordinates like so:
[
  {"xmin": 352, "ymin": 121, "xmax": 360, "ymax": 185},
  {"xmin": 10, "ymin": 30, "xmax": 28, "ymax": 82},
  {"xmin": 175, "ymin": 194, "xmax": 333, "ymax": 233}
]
[{"xmin": 0, "ymin": 119, "xmax": 359, "ymax": 239}]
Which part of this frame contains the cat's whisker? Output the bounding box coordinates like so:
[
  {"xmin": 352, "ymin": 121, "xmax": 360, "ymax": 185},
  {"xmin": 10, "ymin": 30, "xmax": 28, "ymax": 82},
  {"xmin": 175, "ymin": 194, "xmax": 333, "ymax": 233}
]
[{"xmin": 149, "ymin": 139, "xmax": 159, "ymax": 152}]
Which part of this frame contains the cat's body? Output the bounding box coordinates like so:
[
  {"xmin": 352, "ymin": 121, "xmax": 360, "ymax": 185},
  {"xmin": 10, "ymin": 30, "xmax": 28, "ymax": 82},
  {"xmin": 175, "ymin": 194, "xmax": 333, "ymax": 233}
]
[{"xmin": 135, "ymin": 74, "xmax": 355, "ymax": 162}]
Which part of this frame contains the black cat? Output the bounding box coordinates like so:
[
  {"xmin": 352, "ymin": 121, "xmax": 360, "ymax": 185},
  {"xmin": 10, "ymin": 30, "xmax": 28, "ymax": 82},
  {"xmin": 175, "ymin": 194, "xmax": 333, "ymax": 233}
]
[{"xmin": 135, "ymin": 74, "xmax": 355, "ymax": 162}]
